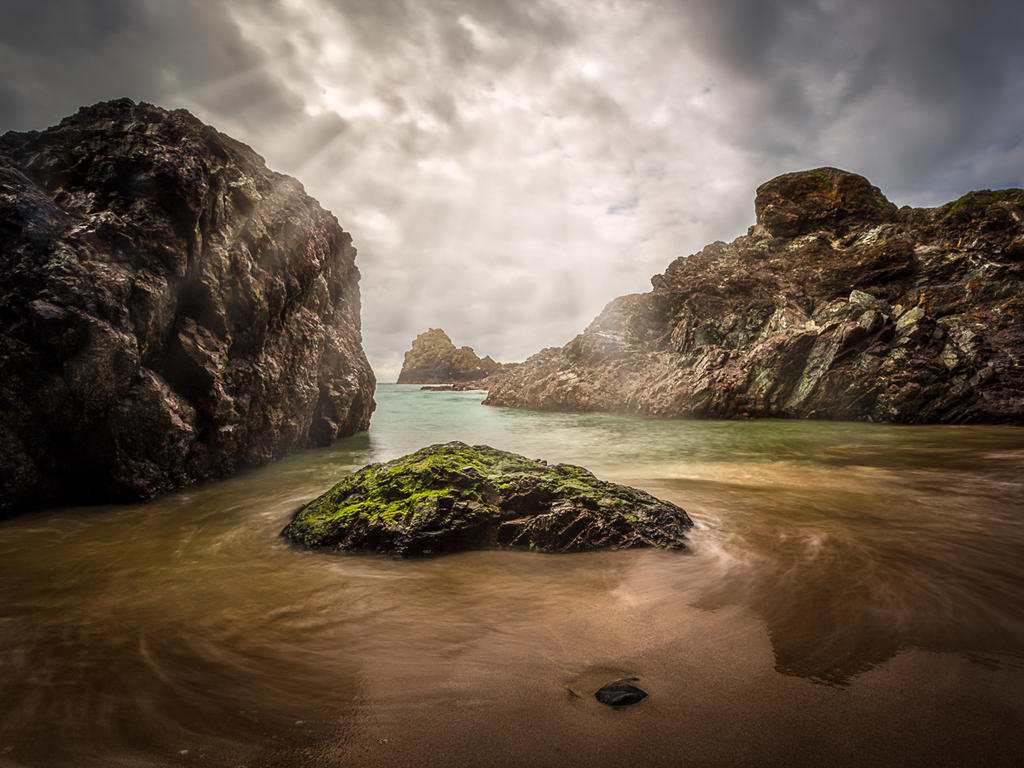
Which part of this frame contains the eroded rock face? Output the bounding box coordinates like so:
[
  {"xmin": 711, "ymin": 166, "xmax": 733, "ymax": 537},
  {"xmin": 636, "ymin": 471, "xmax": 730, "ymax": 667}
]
[
  {"xmin": 397, "ymin": 328, "xmax": 506, "ymax": 384},
  {"xmin": 281, "ymin": 442, "xmax": 692, "ymax": 556},
  {"xmin": 485, "ymin": 168, "xmax": 1024, "ymax": 424},
  {"xmin": 0, "ymin": 99, "xmax": 375, "ymax": 514}
]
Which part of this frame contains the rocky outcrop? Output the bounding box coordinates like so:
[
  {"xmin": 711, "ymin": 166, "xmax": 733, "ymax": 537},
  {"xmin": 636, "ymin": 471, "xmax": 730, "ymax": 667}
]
[
  {"xmin": 281, "ymin": 441, "xmax": 693, "ymax": 556},
  {"xmin": 0, "ymin": 99, "xmax": 375, "ymax": 515},
  {"xmin": 485, "ymin": 168, "xmax": 1024, "ymax": 423},
  {"xmin": 396, "ymin": 328, "xmax": 506, "ymax": 384}
]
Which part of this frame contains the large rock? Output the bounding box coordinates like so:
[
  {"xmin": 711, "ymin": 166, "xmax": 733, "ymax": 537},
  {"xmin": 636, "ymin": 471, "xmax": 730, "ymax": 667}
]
[
  {"xmin": 754, "ymin": 166, "xmax": 896, "ymax": 238},
  {"xmin": 281, "ymin": 442, "xmax": 693, "ymax": 556},
  {"xmin": 0, "ymin": 99, "xmax": 375, "ymax": 515},
  {"xmin": 397, "ymin": 328, "xmax": 506, "ymax": 383},
  {"xmin": 485, "ymin": 168, "xmax": 1024, "ymax": 424}
]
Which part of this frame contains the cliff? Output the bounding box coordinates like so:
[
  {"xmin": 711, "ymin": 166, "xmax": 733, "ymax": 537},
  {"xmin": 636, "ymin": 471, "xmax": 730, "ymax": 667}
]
[
  {"xmin": 397, "ymin": 328, "xmax": 505, "ymax": 384},
  {"xmin": 0, "ymin": 99, "xmax": 375, "ymax": 514},
  {"xmin": 485, "ymin": 168, "xmax": 1024, "ymax": 423}
]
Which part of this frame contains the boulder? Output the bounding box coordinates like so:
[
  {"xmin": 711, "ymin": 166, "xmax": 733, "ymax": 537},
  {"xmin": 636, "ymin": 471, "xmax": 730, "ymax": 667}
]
[
  {"xmin": 281, "ymin": 442, "xmax": 693, "ymax": 556},
  {"xmin": 754, "ymin": 166, "xmax": 896, "ymax": 237}
]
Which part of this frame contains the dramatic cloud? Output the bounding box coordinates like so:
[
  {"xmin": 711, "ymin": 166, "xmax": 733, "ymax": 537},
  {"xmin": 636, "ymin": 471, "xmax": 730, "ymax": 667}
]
[{"xmin": 2, "ymin": 0, "xmax": 1022, "ymax": 379}]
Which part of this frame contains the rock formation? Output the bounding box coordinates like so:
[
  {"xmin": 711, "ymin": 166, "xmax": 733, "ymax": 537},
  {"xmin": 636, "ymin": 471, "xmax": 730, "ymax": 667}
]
[
  {"xmin": 397, "ymin": 328, "xmax": 506, "ymax": 384},
  {"xmin": 281, "ymin": 441, "xmax": 692, "ymax": 556},
  {"xmin": 485, "ymin": 168, "xmax": 1024, "ymax": 423},
  {"xmin": 0, "ymin": 99, "xmax": 375, "ymax": 515}
]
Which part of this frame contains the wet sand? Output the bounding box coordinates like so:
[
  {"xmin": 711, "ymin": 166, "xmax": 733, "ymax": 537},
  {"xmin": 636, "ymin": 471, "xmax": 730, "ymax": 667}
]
[
  {"xmin": 1, "ymin": 387, "xmax": 1023, "ymax": 767},
  {"xmin": 2, "ymin": 536, "xmax": 1021, "ymax": 768}
]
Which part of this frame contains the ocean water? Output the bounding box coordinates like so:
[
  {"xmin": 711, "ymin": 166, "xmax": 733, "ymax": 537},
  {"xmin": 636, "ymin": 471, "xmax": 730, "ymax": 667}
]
[{"xmin": 1, "ymin": 384, "xmax": 1023, "ymax": 767}]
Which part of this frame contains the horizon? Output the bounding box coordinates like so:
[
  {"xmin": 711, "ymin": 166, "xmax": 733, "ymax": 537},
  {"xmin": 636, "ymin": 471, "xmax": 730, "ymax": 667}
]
[{"xmin": 3, "ymin": 0, "xmax": 1022, "ymax": 382}]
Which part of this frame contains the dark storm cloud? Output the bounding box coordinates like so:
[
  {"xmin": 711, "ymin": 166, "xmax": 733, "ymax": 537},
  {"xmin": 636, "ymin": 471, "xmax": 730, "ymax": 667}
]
[
  {"xmin": 673, "ymin": 0, "xmax": 1024, "ymax": 197},
  {"xmin": 2, "ymin": 0, "xmax": 1022, "ymax": 379},
  {"xmin": 0, "ymin": 0, "xmax": 299, "ymax": 132}
]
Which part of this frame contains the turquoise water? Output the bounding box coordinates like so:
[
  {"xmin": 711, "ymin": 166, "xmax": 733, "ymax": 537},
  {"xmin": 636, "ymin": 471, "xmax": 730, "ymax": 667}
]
[{"xmin": 1, "ymin": 384, "xmax": 1023, "ymax": 767}]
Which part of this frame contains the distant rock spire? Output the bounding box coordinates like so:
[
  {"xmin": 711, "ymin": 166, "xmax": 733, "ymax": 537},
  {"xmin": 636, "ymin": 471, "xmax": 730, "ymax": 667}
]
[{"xmin": 397, "ymin": 328, "xmax": 505, "ymax": 383}]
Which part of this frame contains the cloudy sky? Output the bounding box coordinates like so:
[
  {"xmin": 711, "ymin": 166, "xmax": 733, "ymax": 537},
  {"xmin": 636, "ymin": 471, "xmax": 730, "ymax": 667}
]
[{"xmin": 2, "ymin": 0, "xmax": 1022, "ymax": 380}]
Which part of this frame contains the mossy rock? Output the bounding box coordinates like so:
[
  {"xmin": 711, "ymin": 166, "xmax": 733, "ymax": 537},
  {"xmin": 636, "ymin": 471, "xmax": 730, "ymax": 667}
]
[
  {"xmin": 945, "ymin": 188, "xmax": 1024, "ymax": 215},
  {"xmin": 281, "ymin": 442, "xmax": 693, "ymax": 556}
]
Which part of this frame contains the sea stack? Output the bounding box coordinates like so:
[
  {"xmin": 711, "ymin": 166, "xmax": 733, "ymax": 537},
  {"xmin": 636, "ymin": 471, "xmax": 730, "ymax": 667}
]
[
  {"xmin": 485, "ymin": 168, "xmax": 1024, "ymax": 424},
  {"xmin": 0, "ymin": 99, "xmax": 376, "ymax": 514},
  {"xmin": 397, "ymin": 328, "xmax": 505, "ymax": 384}
]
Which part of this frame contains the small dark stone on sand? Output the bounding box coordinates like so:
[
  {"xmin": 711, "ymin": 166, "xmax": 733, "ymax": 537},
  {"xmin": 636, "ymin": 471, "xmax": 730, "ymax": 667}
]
[{"xmin": 595, "ymin": 677, "xmax": 647, "ymax": 707}]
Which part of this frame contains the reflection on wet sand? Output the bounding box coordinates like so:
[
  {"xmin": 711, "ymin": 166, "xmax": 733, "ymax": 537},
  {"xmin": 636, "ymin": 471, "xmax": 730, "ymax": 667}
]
[{"xmin": 1, "ymin": 386, "xmax": 1022, "ymax": 766}]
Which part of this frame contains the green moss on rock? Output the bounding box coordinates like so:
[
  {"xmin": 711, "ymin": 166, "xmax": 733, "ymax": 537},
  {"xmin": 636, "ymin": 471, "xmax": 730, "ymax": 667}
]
[
  {"xmin": 947, "ymin": 188, "xmax": 1024, "ymax": 214},
  {"xmin": 281, "ymin": 442, "xmax": 693, "ymax": 556},
  {"xmin": 809, "ymin": 168, "xmax": 835, "ymax": 189}
]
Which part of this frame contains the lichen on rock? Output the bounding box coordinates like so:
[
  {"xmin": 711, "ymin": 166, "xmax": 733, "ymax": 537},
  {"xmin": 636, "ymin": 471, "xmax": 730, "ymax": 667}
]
[{"xmin": 281, "ymin": 442, "xmax": 693, "ymax": 556}]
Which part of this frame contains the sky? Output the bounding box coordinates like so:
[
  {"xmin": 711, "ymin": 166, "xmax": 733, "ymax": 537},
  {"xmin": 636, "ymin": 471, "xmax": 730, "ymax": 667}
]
[{"xmin": 2, "ymin": 0, "xmax": 1023, "ymax": 381}]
